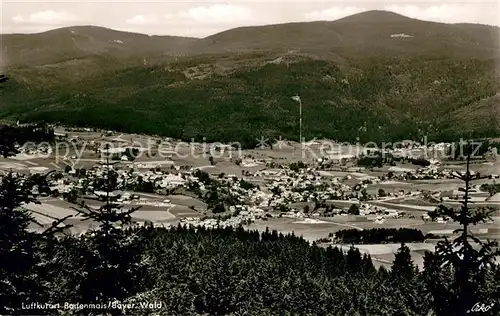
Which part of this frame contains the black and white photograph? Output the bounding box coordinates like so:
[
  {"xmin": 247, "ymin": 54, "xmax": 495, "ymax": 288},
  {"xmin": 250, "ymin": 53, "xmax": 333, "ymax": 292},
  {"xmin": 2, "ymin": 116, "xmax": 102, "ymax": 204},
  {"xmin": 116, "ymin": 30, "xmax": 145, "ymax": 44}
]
[{"xmin": 0, "ymin": 1, "xmax": 499, "ymax": 315}]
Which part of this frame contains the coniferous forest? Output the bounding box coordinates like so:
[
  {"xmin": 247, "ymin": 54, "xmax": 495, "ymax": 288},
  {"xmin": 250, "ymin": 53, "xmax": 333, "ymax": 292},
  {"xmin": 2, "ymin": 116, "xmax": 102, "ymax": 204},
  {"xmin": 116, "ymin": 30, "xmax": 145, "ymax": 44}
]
[{"xmin": 2, "ymin": 57, "xmax": 499, "ymax": 145}]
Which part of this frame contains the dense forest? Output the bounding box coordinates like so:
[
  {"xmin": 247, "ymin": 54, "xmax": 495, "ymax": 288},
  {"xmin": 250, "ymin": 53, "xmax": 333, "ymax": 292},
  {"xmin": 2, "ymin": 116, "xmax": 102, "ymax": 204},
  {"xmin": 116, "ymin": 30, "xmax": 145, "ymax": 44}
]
[{"xmin": 1, "ymin": 56, "xmax": 498, "ymax": 146}]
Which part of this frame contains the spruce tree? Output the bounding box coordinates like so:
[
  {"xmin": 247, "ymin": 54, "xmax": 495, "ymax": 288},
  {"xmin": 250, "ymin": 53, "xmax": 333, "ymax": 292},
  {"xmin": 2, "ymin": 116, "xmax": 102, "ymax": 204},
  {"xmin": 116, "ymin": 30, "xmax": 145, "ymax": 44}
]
[
  {"xmin": 425, "ymin": 145, "xmax": 500, "ymax": 315},
  {"xmin": 0, "ymin": 172, "xmax": 41, "ymax": 314},
  {"xmin": 0, "ymin": 171, "xmax": 73, "ymax": 314},
  {"xmin": 346, "ymin": 246, "xmax": 363, "ymax": 274},
  {"xmin": 0, "ymin": 72, "xmax": 73, "ymax": 311},
  {"xmin": 70, "ymin": 144, "xmax": 144, "ymax": 314},
  {"xmin": 0, "ymin": 84, "xmax": 73, "ymax": 313},
  {"xmin": 392, "ymin": 242, "xmax": 417, "ymax": 280}
]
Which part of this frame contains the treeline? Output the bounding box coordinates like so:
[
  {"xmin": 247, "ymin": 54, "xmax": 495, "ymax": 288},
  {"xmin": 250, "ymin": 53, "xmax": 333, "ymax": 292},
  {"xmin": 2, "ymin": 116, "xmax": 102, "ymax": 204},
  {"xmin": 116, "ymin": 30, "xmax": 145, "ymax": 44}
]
[
  {"xmin": 334, "ymin": 228, "xmax": 426, "ymax": 244},
  {"xmin": 0, "ymin": 123, "xmax": 54, "ymax": 144},
  {"xmin": 289, "ymin": 161, "xmax": 308, "ymax": 172},
  {"xmin": 408, "ymin": 157, "xmax": 431, "ymax": 167},
  {"xmin": 357, "ymin": 151, "xmax": 433, "ymax": 168},
  {"xmin": 446, "ymin": 139, "xmax": 499, "ymax": 160},
  {"xmin": 357, "ymin": 152, "xmax": 395, "ymax": 168},
  {"xmin": 0, "ymin": 123, "xmax": 54, "ymax": 157}
]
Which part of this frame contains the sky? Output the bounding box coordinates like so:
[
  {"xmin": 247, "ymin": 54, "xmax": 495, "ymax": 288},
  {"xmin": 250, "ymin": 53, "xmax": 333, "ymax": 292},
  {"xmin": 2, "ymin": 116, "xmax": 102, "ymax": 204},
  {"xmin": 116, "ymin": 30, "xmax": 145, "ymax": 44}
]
[{"xmin": 1, "ymin": 1, "xmax": 499, "ymax": 38}]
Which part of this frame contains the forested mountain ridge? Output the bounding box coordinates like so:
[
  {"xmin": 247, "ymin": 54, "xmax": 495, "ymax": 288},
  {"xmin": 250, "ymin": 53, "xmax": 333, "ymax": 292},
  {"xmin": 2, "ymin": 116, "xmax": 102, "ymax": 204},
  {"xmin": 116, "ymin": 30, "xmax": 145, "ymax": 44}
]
[
  {"xmin": 1, "ymin": 25, "xmax": 197, "ymax": 67},
  {"xmin": 191, "ymin": 10, "xmax": 499, "ymax": 59},
  {"xmin": 3, "ymin": 10, "xmax": 498, "ymax": 64},
  {"xmin": 1, "ymin": 10, "xmax": 499, "ymax": 143}
]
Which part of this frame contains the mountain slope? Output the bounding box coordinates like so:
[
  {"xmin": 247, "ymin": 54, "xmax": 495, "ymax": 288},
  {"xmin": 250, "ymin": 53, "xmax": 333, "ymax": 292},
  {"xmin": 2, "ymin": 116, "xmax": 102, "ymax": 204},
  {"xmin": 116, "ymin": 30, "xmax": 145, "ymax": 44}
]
[
  {"xmin": 2, "ymin": 25, "xmax": 197, "ymax": 67},
  {"xmin": 190, "ymin": 10, "xmax": 500, "ymax": 59},
  {"xmin": 1, "ymin": 56, "xmax": 498, "ymax": 144},
  {"xmin": 3, "ymin": 10, "xmax": 499, "ymax": 67},
  {"xmin": 0, "ymin": 10, "xmax": 499, "ymax": 144}
]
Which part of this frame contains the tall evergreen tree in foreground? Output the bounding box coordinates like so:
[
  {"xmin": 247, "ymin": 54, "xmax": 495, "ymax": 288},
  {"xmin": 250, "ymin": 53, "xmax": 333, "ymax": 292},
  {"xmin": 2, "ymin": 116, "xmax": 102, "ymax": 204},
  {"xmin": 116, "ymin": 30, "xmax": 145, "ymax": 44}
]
[
  {"xmin": 425, "ymin": 145, "xmax": 500, "ymax": 316},
  {"xmin": 67, "ymin": 144, "xmax": 143, "ymax": 315},
  {"xmin": 0, "ymin": 172, "xmax": 43, "ymax": 314},
  {"xmin": 392, "ymin": 242, "xmax": 417, "ymax": 280},
  {"xmin": 0, "ymin": 69, "xmax": 72, "ymax": 312},
  {"xmin": 0, "ymin": 172, "xmax": 71, "ymax": 313}
]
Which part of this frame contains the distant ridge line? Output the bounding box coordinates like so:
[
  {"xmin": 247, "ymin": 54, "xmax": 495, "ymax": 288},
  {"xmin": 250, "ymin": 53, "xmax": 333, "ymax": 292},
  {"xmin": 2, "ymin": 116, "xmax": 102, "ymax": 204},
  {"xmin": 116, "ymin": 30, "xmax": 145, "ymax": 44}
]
[{"xmin": 2, "ymin": 10, "xmax": 499, "ymax": 39}]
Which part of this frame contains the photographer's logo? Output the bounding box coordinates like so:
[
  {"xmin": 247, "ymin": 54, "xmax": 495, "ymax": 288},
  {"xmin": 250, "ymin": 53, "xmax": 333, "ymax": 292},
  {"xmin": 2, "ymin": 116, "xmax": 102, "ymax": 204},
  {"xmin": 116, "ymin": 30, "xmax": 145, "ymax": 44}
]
[{"xmin": 467, "ymin": 302, "xmax": 495, "ymax": 313}]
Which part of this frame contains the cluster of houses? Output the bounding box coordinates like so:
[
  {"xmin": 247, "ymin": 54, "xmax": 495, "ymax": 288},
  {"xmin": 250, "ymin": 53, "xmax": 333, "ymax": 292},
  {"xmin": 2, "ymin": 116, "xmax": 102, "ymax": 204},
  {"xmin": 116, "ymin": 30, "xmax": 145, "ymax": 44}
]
[
  {"xmin": 5, "ymin": 131, "xmax": 499, "ymax": 233},
  {"xmin": 378, "ymin": 164, "xmax": 455, "ymax": 181},
  {"xmin": 262, "ymin": 168, "xmax": 356, "ymax": 207},
  {"xmin": 180, "ymin": 206, "xmax": 267, "ymax": 228},
  {"xmin": 27, "ymin": 158, "xmax": 192, "ymax": 201}
]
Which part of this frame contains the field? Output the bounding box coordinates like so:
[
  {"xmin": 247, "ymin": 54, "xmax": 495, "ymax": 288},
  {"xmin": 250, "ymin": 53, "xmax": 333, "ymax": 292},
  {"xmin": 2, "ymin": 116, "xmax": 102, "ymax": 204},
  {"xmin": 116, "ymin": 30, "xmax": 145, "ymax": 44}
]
[{"xmin": 247, "ymin": 214, "xmax": 500, "ymax": 269}]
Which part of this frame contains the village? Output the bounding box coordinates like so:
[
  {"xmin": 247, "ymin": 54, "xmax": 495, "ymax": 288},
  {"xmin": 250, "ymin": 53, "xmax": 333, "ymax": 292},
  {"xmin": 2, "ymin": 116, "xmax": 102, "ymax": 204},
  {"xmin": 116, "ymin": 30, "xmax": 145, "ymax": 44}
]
[{"xmin": 2, "ymin": 127, "xmax": 500, "ymax": 268}]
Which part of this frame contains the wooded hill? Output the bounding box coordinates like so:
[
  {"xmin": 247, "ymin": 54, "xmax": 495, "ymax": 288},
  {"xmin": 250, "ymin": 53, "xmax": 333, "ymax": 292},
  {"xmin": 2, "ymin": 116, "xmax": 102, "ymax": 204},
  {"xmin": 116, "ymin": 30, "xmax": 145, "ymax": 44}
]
[{"xmin": 1, "ymin": 11, "xmax": 499, "ymax": 144}]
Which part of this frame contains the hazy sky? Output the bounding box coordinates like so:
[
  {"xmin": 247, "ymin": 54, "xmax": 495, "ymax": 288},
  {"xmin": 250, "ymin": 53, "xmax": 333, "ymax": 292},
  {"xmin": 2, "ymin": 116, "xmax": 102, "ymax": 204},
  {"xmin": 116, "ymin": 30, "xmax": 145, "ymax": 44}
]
[{"xmin": 1, "ymin": 1, "xmax": 499, "ymax": 38}]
